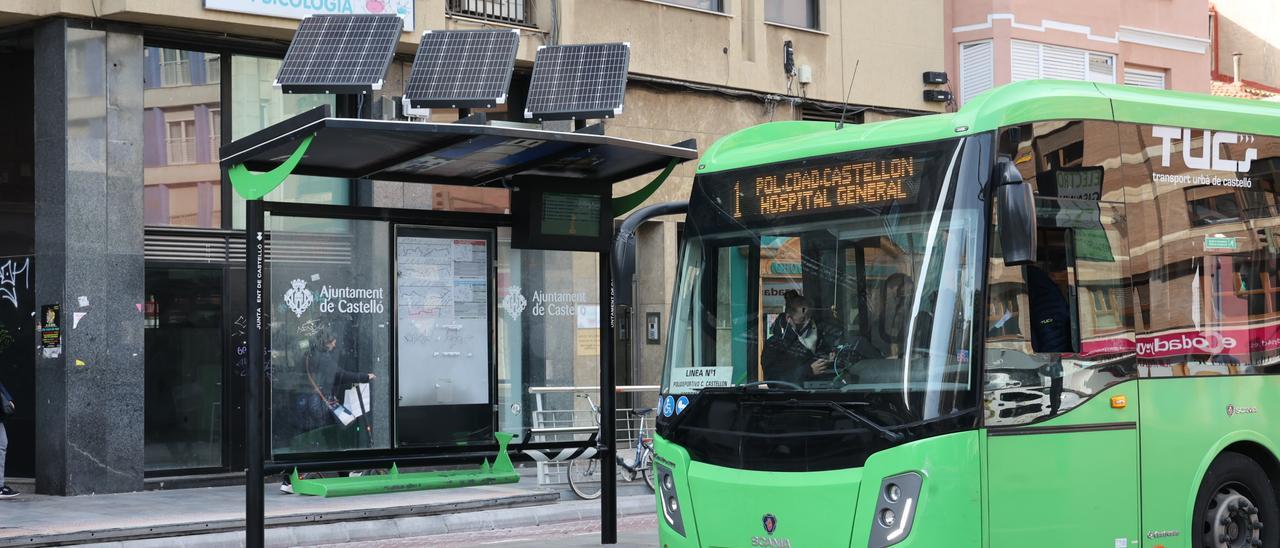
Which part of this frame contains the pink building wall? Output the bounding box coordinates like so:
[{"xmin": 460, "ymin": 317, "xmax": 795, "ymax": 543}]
[{"xmin": 946, "ymin": 0, "xmax": 1211, "ymax": 104}]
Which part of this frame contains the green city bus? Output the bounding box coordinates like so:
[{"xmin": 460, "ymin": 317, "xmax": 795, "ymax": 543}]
[{"xmin": 653, "ymin": 79, "xmax": 1280, "ymax": 548}]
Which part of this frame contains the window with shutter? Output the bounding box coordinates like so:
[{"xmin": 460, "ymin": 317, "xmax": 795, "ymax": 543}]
[
  {"xmin": 960, "ymin": 40, "xmax": 993, "ymax": 105},
  {"xmin": 1123, "ymin": 68, "xmax": 1166, "ymax": 89},
  {"xmin": 1011, "ymin": 41, "xmax": 1039, "ymax": 82},
  {"xmin": 1009, "ymin": 40, "xmax": 1115, "ymax": 85}
]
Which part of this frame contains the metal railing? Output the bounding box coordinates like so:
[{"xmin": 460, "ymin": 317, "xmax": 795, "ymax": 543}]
[
  {"xmin": 527, "ymin": 385, "xmax": 659, "ymax": 485},
  {"xmin": 447, "ymin": 0, "xmax": 536, "ymax": 27}
]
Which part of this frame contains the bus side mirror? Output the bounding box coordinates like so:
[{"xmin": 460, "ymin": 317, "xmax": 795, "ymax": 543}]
[{"xmin": 997, "ymin": 161, "xmax": 1037, "ymax": 266}]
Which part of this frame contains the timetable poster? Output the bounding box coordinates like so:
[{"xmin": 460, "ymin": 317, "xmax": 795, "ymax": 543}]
[{"xmin": 396, "ymin": 235, "xmax": 490, "ymax": 406}]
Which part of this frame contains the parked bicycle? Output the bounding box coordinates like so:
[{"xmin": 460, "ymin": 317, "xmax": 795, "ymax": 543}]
[{"xmin": 567, "ymin": 393, "xmax": 656, "ymax": 500}]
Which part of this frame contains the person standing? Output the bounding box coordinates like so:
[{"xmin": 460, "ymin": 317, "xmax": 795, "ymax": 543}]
[{"xmin": 0, "ymin": 379, "xmax": 17, "ymax": 498}]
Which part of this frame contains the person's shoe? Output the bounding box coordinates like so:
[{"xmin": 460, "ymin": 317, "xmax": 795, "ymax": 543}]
[
  {"xmin": 279, "ymin": 476, "xmax": 294, "ymax": 494},
  {"xmin": 0, "ymin": 486, "xmax": 19, "ymax": 498}
]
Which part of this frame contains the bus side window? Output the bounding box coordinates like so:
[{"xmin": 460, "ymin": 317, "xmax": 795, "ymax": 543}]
[{"xmin": 985, "ymin": 121, "xmax": 1137, "ymax": 427}]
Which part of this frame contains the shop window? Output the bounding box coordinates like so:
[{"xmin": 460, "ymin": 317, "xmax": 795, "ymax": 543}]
[
  {"xmin": 144, "ymin": 267, "xmax": 224, "ymax": 471},
  {"xmin": 144, "ymin": 47, "xmax": 222, "ymax": 228},
  {"xmin": 765, "ymin": 0, "xmax": 818, "ymax": 29},
  {"xmin": 230, "ymin": 55, "xmax": 343, "ymax": 229}
]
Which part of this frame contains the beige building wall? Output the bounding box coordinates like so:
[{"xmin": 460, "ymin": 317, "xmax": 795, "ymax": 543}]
[
  {"xmin": 1213, "ymin": 0, "xmax": 1280, "ymax": 87},
  {"xmin": 946, "ymin": 0, "xmax": 1211, "ymax": 102}
]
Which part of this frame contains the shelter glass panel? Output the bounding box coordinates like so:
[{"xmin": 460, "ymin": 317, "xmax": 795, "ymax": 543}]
[
  {"xmin": 266, "ymin": 215, "xmax": 392, "ymax": 455},
  {"xmin": 495, "ymin": 227, "xmax": 602, "ymax": 448}
]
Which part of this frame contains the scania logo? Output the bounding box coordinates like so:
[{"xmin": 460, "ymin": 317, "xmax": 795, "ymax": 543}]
[
  {"xmin": 762, "ymin": 514, "xmax": 777, "ymax": 535},
  {"xmin": 1154, "ymin": 126, "xmax": 1258, "ymax": 172},
  {"xmin": 1227, "ymin": 404, "xmax": 1258, "ymax": 417}
]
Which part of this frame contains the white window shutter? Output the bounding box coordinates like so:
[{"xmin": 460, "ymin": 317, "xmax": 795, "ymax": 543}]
[
  {"xmin": 1124, "ymin": 68, "xmax": 1165, "ymax": 89},
  {"xmin": 1041, "ymin": 44, "xmax": 1086, "ymax": 81},
  {"xmin": 960, "ymin": 40, "xmax": 994, "ymax": 104},
  {"xmin": 1011, "ymin": 40, "xmax": 1039, "ymax": 82}
]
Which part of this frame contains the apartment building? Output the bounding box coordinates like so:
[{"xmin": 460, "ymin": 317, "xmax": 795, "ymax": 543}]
[{"xmin": 946, "ymin": 0, "xmax": 1212, "ymax": 105}]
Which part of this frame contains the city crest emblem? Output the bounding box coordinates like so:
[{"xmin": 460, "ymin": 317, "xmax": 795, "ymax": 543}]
[
  {"xmin": 501, "ymin": 286, "xmax": 527, "ymax": 320},
  {"xmin": 284, "ymin": 279, "xmax": 314, "ymax": 318}
]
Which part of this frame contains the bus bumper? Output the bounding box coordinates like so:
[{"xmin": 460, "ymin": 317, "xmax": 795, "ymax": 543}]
[{"xmin": 653, "ymin": 431, "xmax": 982, "ymax": 547}]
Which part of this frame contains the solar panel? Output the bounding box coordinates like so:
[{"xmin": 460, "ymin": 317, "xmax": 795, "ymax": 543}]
[
  {"xmin": 405, "ymin": 29, "xmax": 520, "ymax": 109},
  {"xmin": 275, "ymin": 14, "xmax": 402, "ymax": 94},
  {"xmin": 524, "ymin": 43, "xmax": 630, "ymax": 121}
]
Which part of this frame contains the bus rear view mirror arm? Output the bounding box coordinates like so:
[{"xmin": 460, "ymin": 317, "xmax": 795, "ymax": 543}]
[{"xmin": 996, "ymin": 160, "xmax": 1037, "ymax": 266}]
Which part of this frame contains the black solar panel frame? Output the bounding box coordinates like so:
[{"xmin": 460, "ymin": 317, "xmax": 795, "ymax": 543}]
[
  {"xmin": 405, "ymin": 29, "xmax": 521, "ymax": 109},
  {"xmin": 275, "ymin": 14, "xmax": 403, "ymax": 95},
  {"xmin": 524, "ymin": 43, "xmax": 631, "ymax": 121}
]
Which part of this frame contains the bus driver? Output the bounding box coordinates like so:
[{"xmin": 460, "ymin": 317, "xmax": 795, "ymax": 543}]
[{"xmin": 762, "ymin": 290, "xmax": 843, "ymax": 385}]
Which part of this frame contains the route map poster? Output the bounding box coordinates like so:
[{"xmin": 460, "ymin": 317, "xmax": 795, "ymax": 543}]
[{"xmin": 395, "ymin": 234, "xmax": 491, "ymax": 407}]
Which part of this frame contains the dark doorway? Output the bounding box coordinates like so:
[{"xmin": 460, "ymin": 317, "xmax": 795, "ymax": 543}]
[{"xmin": 0, "ymin": 46, "xmax": 36, "ymax": 479}]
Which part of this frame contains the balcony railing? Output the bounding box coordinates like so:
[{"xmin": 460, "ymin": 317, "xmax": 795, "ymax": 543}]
[{"xmin": 447, "ymin": 0, "xmax": 535, "ymax": 26}]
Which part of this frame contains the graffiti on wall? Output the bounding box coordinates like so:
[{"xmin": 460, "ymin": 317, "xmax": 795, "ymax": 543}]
[{"xmin": 0, "ymin": 258, "xmax": 30, "ymax": 308}]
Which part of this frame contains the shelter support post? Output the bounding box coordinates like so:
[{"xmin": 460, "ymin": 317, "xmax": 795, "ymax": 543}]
[
  {"xmin": 601, "ymin": 244, "xmax": 617, "ymax": 544},
  {"xmin": 246, "ymin": 198, "xmax": 266, "ymax": 548}
]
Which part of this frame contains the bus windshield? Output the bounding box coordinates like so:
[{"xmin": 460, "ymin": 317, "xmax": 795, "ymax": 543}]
[{"xmin": 663, "ymin": 136, "xmax": 987, "ymax": 425}]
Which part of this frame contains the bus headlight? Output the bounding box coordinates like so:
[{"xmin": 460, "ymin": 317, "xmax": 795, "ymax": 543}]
[
  {"xmin": 656, "ymin": 463, "xmax": 686, "ymax": 537},
  {"xmin": 868, "ymin": 472, "xmax": 922, "ymax": 548}
]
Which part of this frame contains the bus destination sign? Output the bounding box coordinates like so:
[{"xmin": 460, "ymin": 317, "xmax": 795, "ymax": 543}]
[{"xmin": 725, "ymin": 155, "xmax": 920, "ymax": 219}]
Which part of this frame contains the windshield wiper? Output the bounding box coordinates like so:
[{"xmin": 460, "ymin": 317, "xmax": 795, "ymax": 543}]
[{"xmin": 816, "ymin": 400, "xmax": 903, "ymax": 443}]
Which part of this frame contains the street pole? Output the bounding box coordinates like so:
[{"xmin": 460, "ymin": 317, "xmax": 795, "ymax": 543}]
[
  {"xmin": 246, "ymin": 198, "xmax": 265, "ymax": 548},
  {"xmin": 600, "ymin": 242, "xmax": 617, "ymax": 544}
]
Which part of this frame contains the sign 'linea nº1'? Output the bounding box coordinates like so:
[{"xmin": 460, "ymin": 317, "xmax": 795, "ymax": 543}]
[{"xmin": 732, "ymin": 156, "xmax": 918, "ymax": 218}]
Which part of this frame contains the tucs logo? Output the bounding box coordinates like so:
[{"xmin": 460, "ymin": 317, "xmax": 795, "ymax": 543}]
[
  {"xmin": 1153, "ymin": 126, "xmax": 1258, "ymax": 172},
  {"xmin": 284, "ymin": 279, "xmax": 314, "ymax": 318}
]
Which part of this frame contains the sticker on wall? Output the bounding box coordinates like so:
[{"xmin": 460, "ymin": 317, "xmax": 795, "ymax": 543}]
[
  {"xmin": 73, "ymin": 312, "xmax": 87, "ymax": 329},
  {"xmin": 74, "ymin": 358, "xmax": 86, "ymax": 367},
  {"xmin": 77, "ymin": 296, "xmax": 90, "ymax": 308},
  {"xmin": 40, "ymin": 304, "xmax": 61, "ymax": 351}
]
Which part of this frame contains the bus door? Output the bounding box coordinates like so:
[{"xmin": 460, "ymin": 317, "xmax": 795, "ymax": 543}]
[{"xmin": 984, "ymin": 196, "xmax": 1141, "ymax": 547}]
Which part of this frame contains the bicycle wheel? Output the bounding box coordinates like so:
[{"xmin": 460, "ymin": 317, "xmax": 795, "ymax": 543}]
[
  {"xmin": 640, "ymin": 450, "xmax": 656, "ymax": 492},
  {"xmin": 567, "ymin": 458, "xmax": 603, "ymax": 500}
]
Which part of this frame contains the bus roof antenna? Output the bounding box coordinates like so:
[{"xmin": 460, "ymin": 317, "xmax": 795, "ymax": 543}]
[{"xmin": 837, "ymin": 59, "xmax": 860, "ymax": 130}]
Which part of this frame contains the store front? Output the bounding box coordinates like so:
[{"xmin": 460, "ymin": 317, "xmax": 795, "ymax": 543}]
[{"xmin": 0, "ymin": 15, "xmax": 694, "ymax": 495}]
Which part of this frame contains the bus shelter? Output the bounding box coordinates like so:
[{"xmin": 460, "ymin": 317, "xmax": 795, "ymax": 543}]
[{"xmin": 219, "ymin": 104, "xmax": 697, "ymax": 546}]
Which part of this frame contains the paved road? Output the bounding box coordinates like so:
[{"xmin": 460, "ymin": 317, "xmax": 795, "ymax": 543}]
[{"xmin": 316, "ymin": 513, "xmax": 659, "ymax": 547}]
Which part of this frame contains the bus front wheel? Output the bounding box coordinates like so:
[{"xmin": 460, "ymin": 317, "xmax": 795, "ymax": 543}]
[{"xmin": 1194, "ymin": 452, "xmax": 1279, "ymax": 548}]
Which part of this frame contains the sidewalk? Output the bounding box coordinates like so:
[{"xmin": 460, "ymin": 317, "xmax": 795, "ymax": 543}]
[{"xmin": 0, "ymin": 476, "xmax": 657, "ymax": 547}]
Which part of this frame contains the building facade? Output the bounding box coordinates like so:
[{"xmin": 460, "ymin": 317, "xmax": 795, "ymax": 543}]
[
  {"xmin": 946, "ymin": 0, "xmax": 1212, "ymax": 105},
  {"xmin": 0, "ymin": 0, "xmax": 946, "ymax": 494}
]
